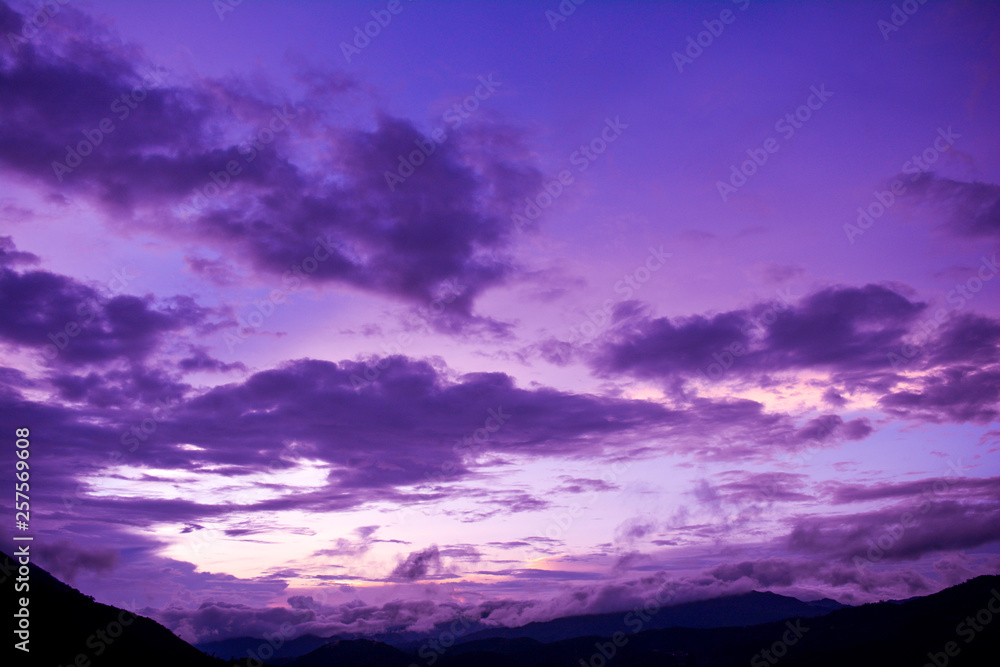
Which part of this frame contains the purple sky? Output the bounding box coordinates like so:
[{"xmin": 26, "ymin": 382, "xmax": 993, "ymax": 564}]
[{"xmin": 2, "ymin": 0, "xmax": 1000, "ymax": 645}]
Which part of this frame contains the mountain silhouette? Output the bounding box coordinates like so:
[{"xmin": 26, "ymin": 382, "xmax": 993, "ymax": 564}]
[
  {"xmin": 196, "ymin": 634, "xmax": 335, "ymax": 662},
  {"xmin": 414, "ymin": 575, "xmax": 1000, "ymax": 666},
  {"xmin": 5, "ymin": 548, "xmax": 998, "ymax": 666},
  {"xmin": 279, "ymin": 575, "xmax": 999, "ymax": 666},
  {"xmin": 289, "ymin": 638, "xmax": 413, "ymax": 666},
  {"xmin": 1, "ymin": 550, "xmax": 243, "ymax": 666},
  {"xmin": 441, "ymin": 589, "xmax": 845, "ymax": 645}
]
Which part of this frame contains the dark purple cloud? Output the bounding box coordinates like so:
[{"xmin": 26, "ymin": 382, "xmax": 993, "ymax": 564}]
[
  {"xmin": 590, "ymin": 283, "xmax": 1000, "ymax": 425},
  {"xmin": 0, "ymin": 343, "xmax": 888, "ymax": 561},
  {"xmin": 879, "ymin": 367, "xmax": 1000, "ymax": 424},
  {"xmin": 555, "ymin": 476, "xmax": 619, "ymax": 494},
  {"xmin": 0, "ymin": 234, "xmax": 39, "ymax": 266},
  {"xmin": 158, "ymin": 548, "xmax": 991, "ymax": 642},
  {"xmin": 710, "ymin": 558, "xmax": 798, "ymax": 587},
  {"xmin": 0, "ymin": 1, "xmax": 544, "ymax": 323},
  {"xmin": 177, "ymin": 348, "xmax": 247, "ymax": 374},
  {"xmin": 706, "ymin": 556, "xmax": 936, "ymax": 601},
  {"xmin": 700, "ymin": 471, "xmax": 815, "ymax": 506},
  {"xmin": 925, "ymin": 313, "xmax": 1000, "ymax": 367},
  {"xmin": 788, "ymin": 476, "xmax": 1000, "ymax": 563},
  {"xmin": 592, "ymin": 284, "xmax": 925, "ymax": 382},
  {"xmin": 827, "ymin": 475, "xmax": 991, "ymax": 505},
  {"xmin": 592, "ymin": 309, "xmax": 751, "ymax": 380},
  {"xmin": 35, "ymin": 540, "xmax": 118, "ymax": 582},
  {"xmin": 0, "ymin": 250, "xmax": 210, "ymax": 367},
  {"xmin": 905, "ymin": 173, "xmax": 1000, "ymax": 242},
  {"xmin": 389, "ymin": 546, "xmax": 442, "ymax": 580},
  {"xmin": 49, "ymin": 365, "xmax": 188, "ymax": 409}
]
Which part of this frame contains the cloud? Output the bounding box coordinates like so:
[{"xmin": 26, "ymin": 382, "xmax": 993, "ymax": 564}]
[
  {"xmin": 706, "ymin": 556, "xmax": 936, "ymax": 601},
  {"xmin": 0, "ymin": 235, "xmax": 39, "ymax": 266},
  {"xmin": 878, "ymin": 367, "xmax": 1000, "ymax": 424},
  {"xmin": 592, "ymin": 309, "xmax": 751, "ymax": 380},
  {"xmin": 145, "ymin": 546, "xmax": 997, "ymax": 642},
  {"xmin": 554, "ymin": 476, "xmax": 619, "ymax": 494},
  {"xmin": 390, "ymin": 546, "xmax": 442, "ymax": 580},
  {"xmin": 904, "ymin": 173, "xmax": 1000, "ymax": 242},
  {"xmin": 614, "ymin": 517, "xmax": 658, "ymax": 544},
  {"xmin": 589, "ymin": 283, "xmax": 1000, "ymax": 426},
  {"xmin": 788, "ymin": 476, "xmax": 1000, "ymax": 563},
  {"xmin": 0, "ymin": 1, "xmax": 544, "ymax": 325},
  {"xmin": 35, "ymin": 540, "xmax": 118, "ymax": 582},
  {"xmin": 49, "ymin": 365, "xmax": 188, "ymax": 409},
  {"xmin": 591, "ymin": 284, "xmax": 926, "ymax": 384},
  {"xmin": 312, "ymin": 525, "xmax": 407, "ymax": 560},
  {"xmin": 2, "ymin": 346, "xmax": 862, "ymax": 549},
  {"xmin": 749, "ymin": 262, "xmax": 805, "ymax": 286},
  {"xmin": 443, "ymin": 489, "xmax": 549, "ymax": 523},
  {"xmin": 177, "ymin": 348, "xmax": 247, "ymax": 374},
  {"xmin": 0, "ymin": 246, "xmax": 210, "ymax": 367},
  {"xmin": 710, "ymin": 558, "xmax": 798, "ymax": 587}
]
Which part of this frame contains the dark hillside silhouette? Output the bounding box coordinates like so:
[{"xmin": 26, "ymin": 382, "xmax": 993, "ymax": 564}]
[
  {"xmin": 2, "ymin": 551, "xmax": 245, "ymax": 667},
  {"xmin": 5, "ymin": 550, "xmax": 998, "ymax": 666}
]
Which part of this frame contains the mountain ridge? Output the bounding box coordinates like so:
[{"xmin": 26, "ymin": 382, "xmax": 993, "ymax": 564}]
[
  {"xmin": 1, "ymin": 550, "xmax": 244, "ymax": 666},
  {"xmin": 7, "ymin": 549, "xmax": 998, "ymax": 666}
]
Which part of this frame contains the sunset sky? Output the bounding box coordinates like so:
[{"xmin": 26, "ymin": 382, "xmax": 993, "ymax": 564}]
[{"xmin": 2, "ymin": 0, "xmax": 999, "ymax": 644}]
